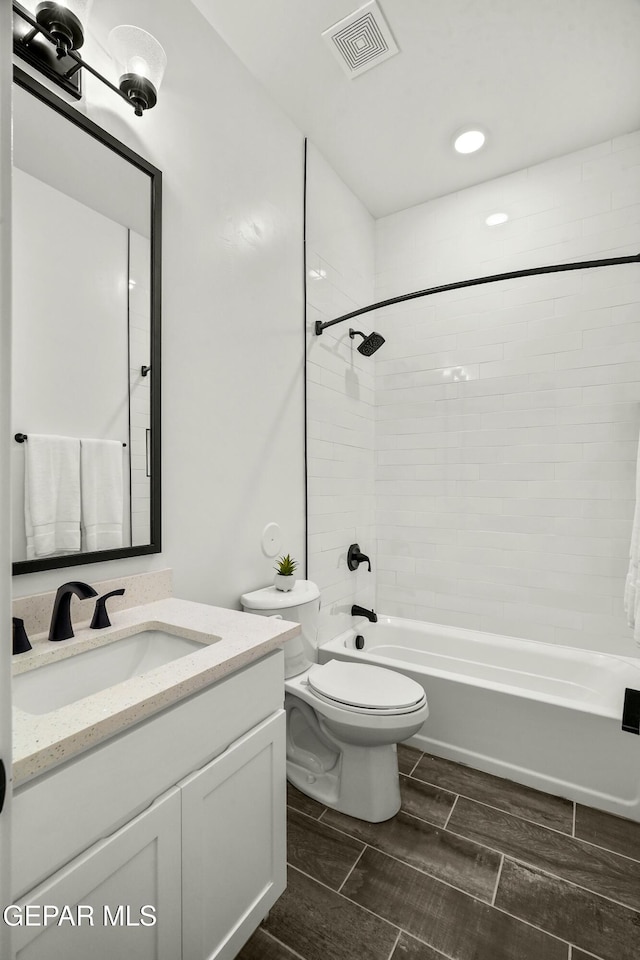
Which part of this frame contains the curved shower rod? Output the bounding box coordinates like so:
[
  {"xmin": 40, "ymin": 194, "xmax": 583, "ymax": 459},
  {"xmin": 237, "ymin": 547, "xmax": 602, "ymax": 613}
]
[{"xmin": 313, "ymin": 252, "xmax": 640, "ymax": 336}]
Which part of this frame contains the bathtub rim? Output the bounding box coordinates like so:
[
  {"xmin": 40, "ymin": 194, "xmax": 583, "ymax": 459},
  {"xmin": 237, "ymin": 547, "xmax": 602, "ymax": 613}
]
[{"xmin": 321, "ymin": 614, "xmax": 640, "ymax": 721}]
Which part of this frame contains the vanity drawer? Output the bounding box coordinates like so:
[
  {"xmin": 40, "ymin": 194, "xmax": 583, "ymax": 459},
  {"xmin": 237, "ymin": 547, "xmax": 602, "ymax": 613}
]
[{"xmin": 12, "ymin": 649, "xmax": 284, "ymax": 898}]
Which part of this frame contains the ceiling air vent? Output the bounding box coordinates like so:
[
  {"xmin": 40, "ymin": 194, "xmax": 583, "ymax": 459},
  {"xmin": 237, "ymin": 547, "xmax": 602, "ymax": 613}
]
[{"xmin": 322, "ymin": 1, "xmax": 399, "ymax": 79}]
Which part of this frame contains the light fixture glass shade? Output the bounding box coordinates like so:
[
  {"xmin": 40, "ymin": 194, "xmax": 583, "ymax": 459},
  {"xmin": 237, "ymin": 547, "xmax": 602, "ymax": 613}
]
[
  {"xmin": 59, "ymin": 0, "xmax": 94, "ymax": 20},
  {"xmin": 108, "ymin": 25, "xmax": 167, "ymax": 93},
  {"xmin": 26, "ymin": 0, "xmax": 93, "ymax": 20},
  {"xmin": 34, "ymin": 0, "xmax": 94, "ymax": 54}
]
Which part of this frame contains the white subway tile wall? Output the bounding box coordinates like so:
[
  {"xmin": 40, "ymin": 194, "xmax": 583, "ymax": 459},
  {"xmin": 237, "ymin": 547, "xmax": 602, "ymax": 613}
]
[
  {"xmin": 374, "ymin": 133, "xmax": 640, "ymax": 654},
  {"xmin": 306, "ymin": 144, "xmax": 377, "ymax": 642}
]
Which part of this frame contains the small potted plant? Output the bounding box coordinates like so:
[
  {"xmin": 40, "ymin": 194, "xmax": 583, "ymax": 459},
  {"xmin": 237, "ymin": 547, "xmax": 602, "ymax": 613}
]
[{"xmin": 274, "ymin": 554, "xmax": 298, "ymax": 592}]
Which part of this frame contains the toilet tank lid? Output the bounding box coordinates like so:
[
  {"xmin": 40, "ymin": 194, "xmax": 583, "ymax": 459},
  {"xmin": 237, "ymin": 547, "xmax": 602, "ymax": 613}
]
[{"xmin": 241, "ymin": 579, "xmax": 320, "ymax": 610}]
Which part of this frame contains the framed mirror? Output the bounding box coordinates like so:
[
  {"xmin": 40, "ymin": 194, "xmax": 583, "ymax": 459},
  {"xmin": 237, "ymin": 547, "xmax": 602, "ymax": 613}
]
[{"xmin": 11, "ymin": 67, "xmax": 161, "ymax": 575}]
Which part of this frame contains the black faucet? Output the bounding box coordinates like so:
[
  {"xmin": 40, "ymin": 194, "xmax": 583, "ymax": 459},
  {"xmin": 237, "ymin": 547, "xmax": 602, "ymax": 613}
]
[
  {"xmin": 347, "ymin": 544, "xmax": 372, "ymax": 572},
  {"xmin": 12, "ymin": 617, "xmax": 32, "ymax": 655},
  {"xmin": 351, "ymin": 604, "xmax": 377, "ymax": 623},
  {"xmin": 91, "ymin": 588, "xmax": 125, "ymax": 629},
  {"xmin": 49, "ymin": 581, "xmax": 98, "ymax": 642}
]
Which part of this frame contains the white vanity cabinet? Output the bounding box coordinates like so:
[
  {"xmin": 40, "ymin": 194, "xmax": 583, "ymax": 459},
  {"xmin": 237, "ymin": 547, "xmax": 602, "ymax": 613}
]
[
  {"xmin": 181, "ymin": 710, "xmax": 286, "ymax": 960},
  {"xmin": 10, "ymin": 788, "xmax": 183, "ymax": 960},
  {"xmin": 11, "ymin": 650, "xmax": 286, "ymax": 960}
]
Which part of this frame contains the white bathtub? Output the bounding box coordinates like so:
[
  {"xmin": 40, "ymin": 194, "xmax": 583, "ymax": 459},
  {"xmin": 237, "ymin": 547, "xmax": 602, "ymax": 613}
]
[{"xmin": 319, "ymin": 616, "xmax": 640, "ymax": 821}]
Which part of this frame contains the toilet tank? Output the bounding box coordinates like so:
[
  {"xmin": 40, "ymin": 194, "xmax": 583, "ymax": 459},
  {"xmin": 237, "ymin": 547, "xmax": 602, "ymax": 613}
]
[{"xmin": 240, "ymin": 580, "xmax": 320, "ymax": 679}]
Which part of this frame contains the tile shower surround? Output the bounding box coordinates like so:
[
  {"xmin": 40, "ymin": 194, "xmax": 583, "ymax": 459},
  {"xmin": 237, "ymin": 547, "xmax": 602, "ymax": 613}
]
[
  {"xmin": 238, "ymin": 745, "xmax": 640, "ymax": 960},
  {"xmin": 306, "ymin": 130, "xmax": 640, "ymax": 657},
  {"xmin": 374, "ymin": 261, "xmax": 640, "ymax": 654}
]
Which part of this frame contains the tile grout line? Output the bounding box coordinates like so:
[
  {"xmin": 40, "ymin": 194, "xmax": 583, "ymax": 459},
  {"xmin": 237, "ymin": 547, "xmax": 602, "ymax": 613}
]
[
  {"xmin": 405, "ymin": 750, "xmax": 423, "ymax": 778},
  {"xmin": 491, "ymin": 854, "xmax": 505, "ymax": 907},
  {"xmin": 385, "ymin": 929, "xmax": 402, "ymax": 960},
  {"xmin": 337, "ymin": 843, "xmax": 367, "ymax": 895},
  {"xmin": 442, "ymin": 793, "xmax": 459, "ymax": 830},
  {"xmin": 259, "ymin": 927, "xmax": 309, "ymax": 960}
]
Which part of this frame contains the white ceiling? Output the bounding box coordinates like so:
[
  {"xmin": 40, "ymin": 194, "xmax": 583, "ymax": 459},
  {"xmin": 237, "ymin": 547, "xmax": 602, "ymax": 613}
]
[{"xmin": 192, "ymin": 0, "xmax": 640, "ymax": 218}]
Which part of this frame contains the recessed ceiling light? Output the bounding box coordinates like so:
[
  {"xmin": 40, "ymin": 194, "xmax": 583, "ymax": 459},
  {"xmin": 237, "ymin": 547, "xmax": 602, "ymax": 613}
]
[
  {"xmin": 453, "ymin": 128, "xmax": 486, "ymax": 154},
  {"xmin": 485, "ymin": 212, "xmax": 509, "ymax": 226}
]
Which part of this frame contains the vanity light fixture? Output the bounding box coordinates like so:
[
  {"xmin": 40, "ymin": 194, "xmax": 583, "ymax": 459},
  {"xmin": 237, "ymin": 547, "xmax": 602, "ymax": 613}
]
[
  {"xmin": 453, "ymin": 128, "xmax": 486, "ymax": 154},
  {"xmin": 12, "ymin": 2, "xmax": 166, "ymax": 116}
]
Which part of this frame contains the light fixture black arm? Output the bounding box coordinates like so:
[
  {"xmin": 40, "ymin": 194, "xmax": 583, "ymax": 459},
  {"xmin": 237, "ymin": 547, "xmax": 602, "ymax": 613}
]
[
  {"xmin": 13, "ymin": 4, "xmax": 141, "ymax": 115},
  {"xmin": 314, "ymin": 253, "xmax": 640, "ymax": 336}
]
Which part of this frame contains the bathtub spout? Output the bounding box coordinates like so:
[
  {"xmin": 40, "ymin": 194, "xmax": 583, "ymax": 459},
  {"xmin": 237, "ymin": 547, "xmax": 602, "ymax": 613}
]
[{"xmin": 351, "ymin": 604, "xmax": 377, "ymax": 623}]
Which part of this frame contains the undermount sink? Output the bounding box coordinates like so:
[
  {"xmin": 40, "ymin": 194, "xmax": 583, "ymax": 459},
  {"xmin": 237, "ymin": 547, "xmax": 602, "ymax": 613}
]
[{"xmin": 13, "ymin": 630, "xmax": 208, "ymax": 715}]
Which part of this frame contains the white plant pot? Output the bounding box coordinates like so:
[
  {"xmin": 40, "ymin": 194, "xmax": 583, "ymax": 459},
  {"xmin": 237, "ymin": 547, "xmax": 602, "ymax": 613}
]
[{"xmin": 274, "ymin": 574, "xmax": 295, "ymax": 592}]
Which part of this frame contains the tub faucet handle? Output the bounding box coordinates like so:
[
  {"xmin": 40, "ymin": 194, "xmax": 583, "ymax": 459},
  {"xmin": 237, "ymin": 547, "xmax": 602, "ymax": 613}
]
[{"xmin": 347, "ymin": 544, "xmax": 372, "ymax": 572}]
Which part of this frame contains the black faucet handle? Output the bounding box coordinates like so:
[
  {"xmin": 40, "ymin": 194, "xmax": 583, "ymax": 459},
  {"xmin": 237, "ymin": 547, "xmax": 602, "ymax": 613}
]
[
  {"xmin": 90, "ymin": 588, "xmax": 126, "ymax": 630},
  {"xmin": 13, "ymin": 617, "xmax": 32, "ymax": 655},
  {"xmin": 347, "ymin": 543, "xmax": 372, "ymax": 572}
]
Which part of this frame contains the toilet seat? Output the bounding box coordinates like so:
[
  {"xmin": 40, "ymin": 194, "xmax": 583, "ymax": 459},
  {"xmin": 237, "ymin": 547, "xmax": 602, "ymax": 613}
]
[{"xmin": 307, "ymin": 661, "xmax": 426, "ymax": 716}]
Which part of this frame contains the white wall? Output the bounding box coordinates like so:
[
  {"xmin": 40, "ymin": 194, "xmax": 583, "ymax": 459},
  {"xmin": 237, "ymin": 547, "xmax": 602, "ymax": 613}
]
[
  {"xmin": 375, "ymin": 133, "xmax": 640, "ymax": 655},
  {"xmin": 306, "ymin": 144, "xmax": 376, "ymax": 642},
  {"xmin": 11, "ymin": 0, "xmax": 306, "ymax": 607}
]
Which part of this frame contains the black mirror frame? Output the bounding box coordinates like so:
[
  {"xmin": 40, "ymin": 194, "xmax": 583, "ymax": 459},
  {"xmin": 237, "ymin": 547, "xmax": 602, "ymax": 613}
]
[{"xmin": 12, "ymin": 66, "xmax": 162, "ymax": 575}]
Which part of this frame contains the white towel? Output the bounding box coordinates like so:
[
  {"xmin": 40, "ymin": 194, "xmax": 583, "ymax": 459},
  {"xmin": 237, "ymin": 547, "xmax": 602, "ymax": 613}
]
[
  {"xmin": 24, "ymin": 434, "xmax": 81, "ymax": 559},
  {"xmin": 625, "ymin": 431, "xmax": 640, "ymax": 644},
  {"xmin": 80, "ymin": 439, "xmax": 124, "ymax": 552}
]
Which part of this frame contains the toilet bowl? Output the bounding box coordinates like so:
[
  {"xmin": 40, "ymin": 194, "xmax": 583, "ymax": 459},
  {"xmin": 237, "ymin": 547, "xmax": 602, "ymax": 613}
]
[{"xmin": 240, "ymin": 581, "xmax": 428, "ymax": 822}]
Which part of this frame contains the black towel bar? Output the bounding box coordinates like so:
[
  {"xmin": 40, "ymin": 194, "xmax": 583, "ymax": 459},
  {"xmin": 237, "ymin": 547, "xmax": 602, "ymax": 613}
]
[{"xmin": 15, "ymin": 433, "xmax": 126, "ymax": 447}]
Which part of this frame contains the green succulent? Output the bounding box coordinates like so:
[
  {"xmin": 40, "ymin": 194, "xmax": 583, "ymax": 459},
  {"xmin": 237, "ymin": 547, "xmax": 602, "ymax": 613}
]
[{"xmin": 274, "ymin": 554, "xmax": 298, "ymax": 576}]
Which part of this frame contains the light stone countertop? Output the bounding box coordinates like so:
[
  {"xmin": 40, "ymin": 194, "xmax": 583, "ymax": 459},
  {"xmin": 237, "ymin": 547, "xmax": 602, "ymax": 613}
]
[{"xmin": 12, "ymin": 597, "xmax": 300, "ymax": 786}]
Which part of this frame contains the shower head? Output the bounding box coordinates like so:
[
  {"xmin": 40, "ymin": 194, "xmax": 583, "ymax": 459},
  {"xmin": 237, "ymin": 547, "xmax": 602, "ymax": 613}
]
[{"xmin": 349, "ymin": 328, "xmax": 385, "ymax": 356}]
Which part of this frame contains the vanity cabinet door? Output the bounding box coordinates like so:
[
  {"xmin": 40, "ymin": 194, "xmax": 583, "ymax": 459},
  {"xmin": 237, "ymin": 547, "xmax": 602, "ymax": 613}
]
[
  {"xmin": 181, "ymin": 710, "xmax": 286, "ymax": 960},
  {"xmin": 10, "ymin": 788, "xmax": 182, "ymax": 960}
]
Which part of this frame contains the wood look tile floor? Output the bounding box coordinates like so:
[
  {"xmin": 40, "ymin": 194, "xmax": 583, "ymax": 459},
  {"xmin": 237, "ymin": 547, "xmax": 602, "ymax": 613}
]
[{"xmin": 236, "ymin": 746, "xmax": 640, "ymax": 960}]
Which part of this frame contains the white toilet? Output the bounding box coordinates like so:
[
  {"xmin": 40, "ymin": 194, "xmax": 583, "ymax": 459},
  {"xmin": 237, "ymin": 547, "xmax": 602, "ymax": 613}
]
[{"xmin": 240, "ymin": 580, "xmax": 428, "ymax": 822}]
